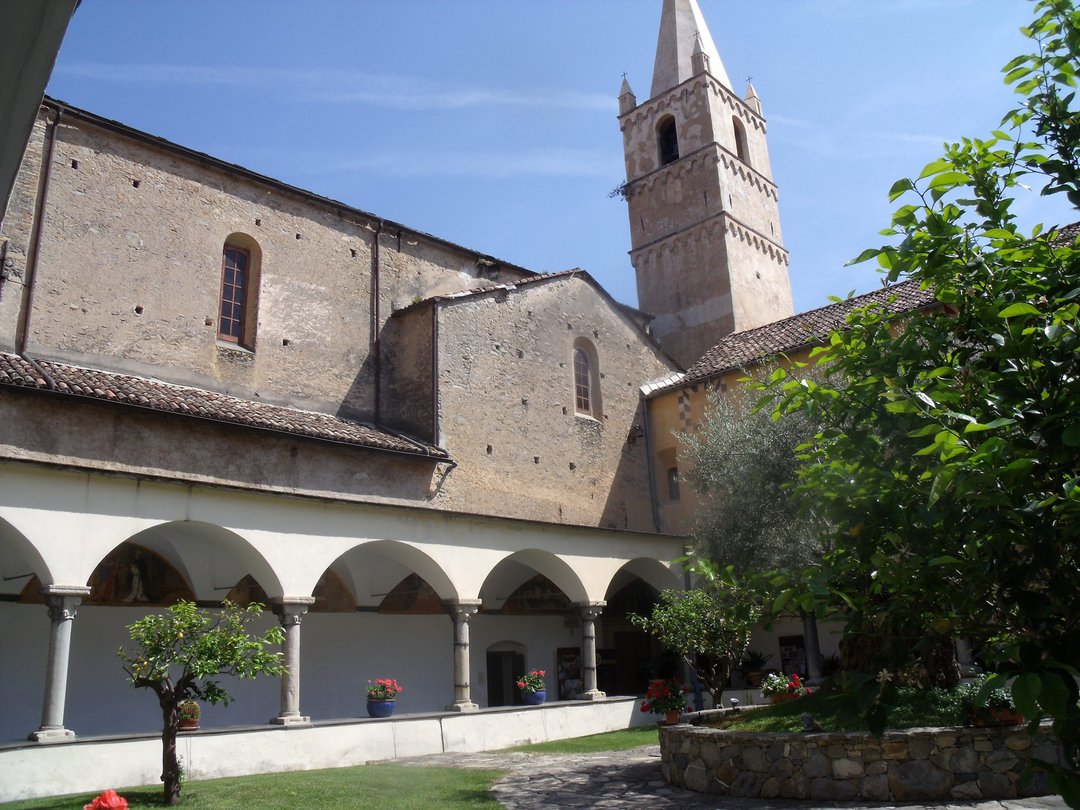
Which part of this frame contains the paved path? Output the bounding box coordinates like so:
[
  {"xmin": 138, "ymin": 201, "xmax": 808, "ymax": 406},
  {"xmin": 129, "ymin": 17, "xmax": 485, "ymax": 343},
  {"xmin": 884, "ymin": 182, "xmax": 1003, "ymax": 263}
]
[{"xmin": 398, "ymin": 745, "xmax": 1068, "ymax": 810}]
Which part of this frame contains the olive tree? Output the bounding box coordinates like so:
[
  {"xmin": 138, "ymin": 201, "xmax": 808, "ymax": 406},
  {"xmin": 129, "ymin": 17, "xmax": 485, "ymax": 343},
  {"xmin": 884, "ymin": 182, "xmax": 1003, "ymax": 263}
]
[
  {"xmin": 760, "ymin": 0, "xmax": 1080, "ymax": 801},
  {"xmin": 118, "ymin": 600, "xmax": 284, "ymax": 805},
  {"xmin": 630, "ymin": 561, "xmax": 763, "ymax": 701}
]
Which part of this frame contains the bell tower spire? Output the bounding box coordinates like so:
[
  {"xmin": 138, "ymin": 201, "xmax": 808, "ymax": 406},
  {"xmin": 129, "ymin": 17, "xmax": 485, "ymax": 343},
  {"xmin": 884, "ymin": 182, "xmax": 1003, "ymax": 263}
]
[
  {"xmin": 651, "ymin": 0, "xmax": 730, "ymax": 95},
  {"xmin": 619, "ymin": 0, "xmax": 794, "ymax": 367}
]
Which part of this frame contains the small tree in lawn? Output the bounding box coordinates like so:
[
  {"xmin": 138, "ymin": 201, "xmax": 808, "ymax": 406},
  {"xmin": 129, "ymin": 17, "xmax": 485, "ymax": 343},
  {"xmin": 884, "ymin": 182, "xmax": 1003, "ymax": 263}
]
[
  {"xmin": 630, "ymin": 560, "xmax": 763, "ymax": 702},
  {"xmin": 118, "ymin": 600, "xmax": 284, "ymax": 805}
]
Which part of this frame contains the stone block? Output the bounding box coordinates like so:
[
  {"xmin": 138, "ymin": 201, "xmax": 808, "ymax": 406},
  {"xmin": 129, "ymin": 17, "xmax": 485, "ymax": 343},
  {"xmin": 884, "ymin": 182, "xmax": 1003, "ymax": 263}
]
[
  {"xmin": 883, "ymin": 740, "xmax": 909, "ymax": 759},
  {"xmin": 803, "ymin": 751, "xmax": 831, "ymax": 779},
  {"xmin": 866, "ymin": 761, "xmax": 887, "ymax": 776},
  {"xmin": 887, "ymin": 760, "xmax": 953, "ymax": 800},
  {"xmin": 730, "ymin": 770, "xmax": 759, "ymax": 797},
  {"xmin": 862, "ymin": 774, "xmax": 890, "ymax": 801},
  {"xmin": 950, "ymin": 780, "xmax": 984, "ymax": 800},
  {"xmin": 715, "ymin": 759, "xmax": 737, "ymax": 786},
  {"xmin": 810, "ymin": 777, "xmax": 858, "ymax": 801},
  {"xmin": 760, "ymin": 776, "xmax": 781, "ymax": 798},
  {"xmin": 832, "ymin": 758, "xmax": 864, "ymax": 779},
  {"xmin": 937, "ymin": 734, "xmax": 957, "ymax": 747},
  {"xmin": 827, "ymin": 744, "xmax": 847, "ymax": 758},
  {"xmin": 908, "ymin": 736, "xmax": 932, "ymax": 759},
  {"xmin": 742, "ymin": 746, "xmax": 768, "ymax": 773},
  {"xmin": 977, "ymin": 770, "xmax": 1014, "ymax": 798},
  {"xmin": 985, "ymin": 749, "xmax": 1019, "ymax": 774},
  {"xmin": 948, "ymin": 746, "xmax": 979, "ymax": 772},
  {"xmin": 1005, "ymin": 733, "xmax": 1032, "ymax": 751},
  {"xmin": 1019, "ymin": 768, "xmax": 1050, "ymax": 797},
  {"xmin": 684, "ymin": 760, "xmax": 710, "ymax": 793},
  {"xmin": 766, "ymin": 741, "xmax": 786, "ymax": 762},
  {"xmin": 974, "ymin": 740, "xmax": 994, "ymax": 752}
]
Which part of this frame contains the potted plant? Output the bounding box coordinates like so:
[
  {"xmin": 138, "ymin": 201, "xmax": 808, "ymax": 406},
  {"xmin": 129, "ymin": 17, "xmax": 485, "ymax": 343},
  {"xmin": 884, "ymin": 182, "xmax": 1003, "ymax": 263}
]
[
  {"xmin": 760, "ymin": 672, "xmax": 812, "ymax": 703},
  {"xmin": 960, "ymin": 677, "xmax": 1023, "ymax": 726},
  {"xmin": 640, "ymin": 678, "xmax": 688, "ymax": 725},
  {"xmin": 177, "ymin": 699, "xmax": 200, "ymax": 731},
  {"xmin": 741, "ymin": 650, "xmax": 772, "ymax": 687},
  {"xmin": 516, "ymin": 670, "xmax": 547, "ymax": 705},
  {"xmin": 366, "ymin": 678, "xmax": 403, "ymax": 718}
]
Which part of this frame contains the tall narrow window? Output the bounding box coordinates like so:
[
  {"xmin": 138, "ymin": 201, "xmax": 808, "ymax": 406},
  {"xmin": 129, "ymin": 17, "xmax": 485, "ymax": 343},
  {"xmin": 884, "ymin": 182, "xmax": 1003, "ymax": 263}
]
[
  {"xmin": 217, "ymin": 234, "xmax": 261, "ymax": 349},
  {"xmin": 667, "ymin": 467, "xmax": 680, "ymax": 501},
  {"xmin": 219, "ymin": 245, "xmax": 249, "ymax": 343},
  {"xmin": 574, "ymin": 349, "xmax": 592, "ymax": 415},
  {"xmin": 732, "ymin": 116, "xmax": 750, "ymax": 164},
  {"xmin": 657, "ymin": 116, "xmax": 679, "ymax": 166}
]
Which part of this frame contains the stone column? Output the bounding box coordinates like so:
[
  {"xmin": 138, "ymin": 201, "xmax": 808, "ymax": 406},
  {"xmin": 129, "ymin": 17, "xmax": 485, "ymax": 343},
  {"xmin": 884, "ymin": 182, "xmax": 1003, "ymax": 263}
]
[
  {"xmin": 443, "ymin": 599, "xmax": 482, "ymax": 712},
  {"xmin": 30, "ymin": 585, "xmax": 91, "ymax": 742},
  {"xmin": 803, "ymin": 613, "xmax": 824, "ymax": 686},
  {"xmin": 577, "ymin": 601, "xmax": 606, "ymax": 701},
  {"xmin": 270, "ymin": 596, "xmax": 315, "ymax": 726}
]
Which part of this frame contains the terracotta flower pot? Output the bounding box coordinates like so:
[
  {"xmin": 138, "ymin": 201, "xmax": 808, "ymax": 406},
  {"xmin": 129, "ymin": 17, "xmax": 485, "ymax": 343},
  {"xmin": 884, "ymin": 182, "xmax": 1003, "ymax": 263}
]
[{"xmin": 664, "ymin": 709, "xmax": 681, "ymax": 725}]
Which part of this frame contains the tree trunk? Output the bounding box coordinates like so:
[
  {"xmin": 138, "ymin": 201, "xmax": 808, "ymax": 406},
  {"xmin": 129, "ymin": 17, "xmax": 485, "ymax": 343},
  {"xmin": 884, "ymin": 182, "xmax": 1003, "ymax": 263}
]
[{"xmin": 160, "ymin": 697, "xmax": 181, "ymax": 805}]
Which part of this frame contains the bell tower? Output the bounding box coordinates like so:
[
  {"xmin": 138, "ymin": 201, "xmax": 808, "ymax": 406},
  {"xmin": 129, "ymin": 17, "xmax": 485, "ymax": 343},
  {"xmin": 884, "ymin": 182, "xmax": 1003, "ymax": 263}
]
[{"xmin": 620, "ymin": 0, "xmax": 793, "ymax": 367}]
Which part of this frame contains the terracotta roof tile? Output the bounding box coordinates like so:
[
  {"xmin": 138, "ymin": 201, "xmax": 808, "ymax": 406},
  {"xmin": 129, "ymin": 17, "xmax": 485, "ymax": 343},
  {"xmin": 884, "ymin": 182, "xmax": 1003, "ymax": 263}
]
[
  {"xmin": 670, "ymin": 280, "xmax": 938, "ymax": 391},
  {"xmin": 0, "ymin": 352, "xmax": 448, "ymax": 460}
]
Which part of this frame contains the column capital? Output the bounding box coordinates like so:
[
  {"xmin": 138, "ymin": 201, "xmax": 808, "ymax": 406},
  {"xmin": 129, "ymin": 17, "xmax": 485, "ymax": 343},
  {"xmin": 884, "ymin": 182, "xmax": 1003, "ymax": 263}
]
[
  {"xmin": 443, "ymin": 599, "xmax": 482, "ymax": 621},
  {"xmin": 576, "ymin": 600, "xmax": 606, "ymax": 619},
  {"xmin": 42, "ymin": 586, "xmax": 90, "ymax": 621},
  {"xmin": 272, "ymin": 596, "xmax": 315, "ymax": 625}
]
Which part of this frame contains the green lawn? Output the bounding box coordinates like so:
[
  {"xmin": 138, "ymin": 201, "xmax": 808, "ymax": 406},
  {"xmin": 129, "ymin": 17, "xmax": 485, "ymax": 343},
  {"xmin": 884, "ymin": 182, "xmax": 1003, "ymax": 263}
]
[
  {"xmin": 0, "ymin": 764, "xmax": 505, "ymax": 810},
  {"xmin": 715, "ymin": 687, "xmax": 973, "ymax": 733},
  {"xmin": 1, "ymin": 726, "xmax": 663, "ymax": 808},
  {"xmin": 507, "ymin": 724, "xmax": 659, "ymax": 753}
]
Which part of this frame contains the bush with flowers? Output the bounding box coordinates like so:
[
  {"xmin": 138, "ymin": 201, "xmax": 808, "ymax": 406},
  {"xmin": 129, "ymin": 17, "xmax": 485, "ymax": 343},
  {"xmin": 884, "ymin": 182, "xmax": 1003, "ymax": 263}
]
[
  {"xmin": 759, "ymin": 672, "xmax": 812, "ymax": 702},
  {"xmin": 639, "ymin": 678, "xmax": 688, "ymax": 715},
  {"xmin": 367, "ymin": 678, "xmax": 403, "ymax": 701},
  {"xmin": 84, "ymin": 790, "xmax": 128, "ymax": 810},
  {"xmin": 516, "ymin": 669, "xmax": 546, "ymax": 694}
]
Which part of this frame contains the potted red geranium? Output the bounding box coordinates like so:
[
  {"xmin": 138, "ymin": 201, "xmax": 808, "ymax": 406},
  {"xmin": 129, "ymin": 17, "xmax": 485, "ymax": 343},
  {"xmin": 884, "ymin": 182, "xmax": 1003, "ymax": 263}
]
[{"xmin": 640, "ymin": 678, "xmax": 688, "ymax": 725}]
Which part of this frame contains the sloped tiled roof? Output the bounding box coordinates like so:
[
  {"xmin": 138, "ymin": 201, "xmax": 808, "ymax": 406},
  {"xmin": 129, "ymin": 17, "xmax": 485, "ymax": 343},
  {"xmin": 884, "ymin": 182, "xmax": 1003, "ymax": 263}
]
[
  {"xmin": 1052, "ymin": 221, "xmax": 1080, "ymax": 244},
  {"xmin": 0, "ymin": 352, "xmax": 448, "ymax": 460},
  {"xmin": 667, "ymin": 280, "xmax": 938, "ymax": 392}
]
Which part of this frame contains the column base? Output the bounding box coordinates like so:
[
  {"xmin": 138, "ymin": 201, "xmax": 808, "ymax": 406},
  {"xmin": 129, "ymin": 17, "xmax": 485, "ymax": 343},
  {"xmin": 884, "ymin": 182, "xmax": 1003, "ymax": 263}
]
[
  {"xmin": 579, "ymin": 690, "xmax": 606, "ymax": 701},
  {"xmin": 445, "ymin": 701, "xmax": 479, "ymax": 713},
  {"xmin": 270, "ymin": 714, "xmax": 311, "ymax": 726},
  {"xmin": 29, "ymin": 726, "xmax": 75, "ymax": 743}
]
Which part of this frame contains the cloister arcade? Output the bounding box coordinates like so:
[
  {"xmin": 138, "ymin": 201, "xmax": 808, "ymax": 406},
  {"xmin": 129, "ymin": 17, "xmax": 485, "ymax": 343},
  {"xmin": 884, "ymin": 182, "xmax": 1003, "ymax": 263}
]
[{"xmin": 0, "ymin": 463, "xmax": 684, "ymax": 742}]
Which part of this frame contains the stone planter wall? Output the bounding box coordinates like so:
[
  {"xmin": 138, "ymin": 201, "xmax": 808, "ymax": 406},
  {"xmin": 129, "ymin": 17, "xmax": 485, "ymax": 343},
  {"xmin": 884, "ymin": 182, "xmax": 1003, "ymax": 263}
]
[{"xmin": 660, "ymin": 716, "xmax": 1061, "ymax": 802}]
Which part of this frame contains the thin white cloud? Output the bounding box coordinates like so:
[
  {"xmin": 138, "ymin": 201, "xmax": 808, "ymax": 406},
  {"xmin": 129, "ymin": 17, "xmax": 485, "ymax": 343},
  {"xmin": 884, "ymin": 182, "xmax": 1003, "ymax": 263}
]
[
  {"xmin": 333, "ymin": 147, "xmax": 616, "ymax": 179},
  {"xmin": 54, "ymin": 62, "xmax": 614, "ymax": 112}
]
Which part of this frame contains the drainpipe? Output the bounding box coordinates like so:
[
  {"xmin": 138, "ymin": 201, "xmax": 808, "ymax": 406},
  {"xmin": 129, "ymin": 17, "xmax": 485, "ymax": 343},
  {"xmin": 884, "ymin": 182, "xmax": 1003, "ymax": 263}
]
[
  {"xmin": 372, "ymin": 219, "xmax": 383, "ymax": 425},
  {"xmin": 431, "ymin": 305, "xmax": 439, "ymax": 445},
  {"xmin": 16, "ymin": 105, "xmax": 61, "ymax": 356}
]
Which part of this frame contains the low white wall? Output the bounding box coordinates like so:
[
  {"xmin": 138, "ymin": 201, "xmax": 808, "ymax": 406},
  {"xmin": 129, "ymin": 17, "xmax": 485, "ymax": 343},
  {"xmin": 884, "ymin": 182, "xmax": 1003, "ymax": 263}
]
[{"xmin": 0, "ymin": 697, "xmax": 650, "ymax": 802}]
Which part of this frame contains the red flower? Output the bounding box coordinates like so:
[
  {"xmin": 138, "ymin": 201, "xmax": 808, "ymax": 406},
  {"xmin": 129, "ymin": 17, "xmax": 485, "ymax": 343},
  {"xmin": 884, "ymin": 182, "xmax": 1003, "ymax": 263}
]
[{"xmin": 85, "ymin": 790, "xmax": 128, "ymax": 810}]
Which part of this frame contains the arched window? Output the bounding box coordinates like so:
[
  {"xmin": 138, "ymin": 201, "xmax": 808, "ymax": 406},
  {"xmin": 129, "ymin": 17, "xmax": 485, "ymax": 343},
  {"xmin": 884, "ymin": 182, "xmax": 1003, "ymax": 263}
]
[
  {"xmin": 218, "ymin": 234, "xmax": 261, "ymax": 349},
  {"xmin": 573, "ymin": 339, "xmax": 602, "ymax": 419},
  {"xmin": 732, "ymin": 116, "xmax": 750, "ymax": 164},
  {"xmin": 574, "ymin": 349, "xmax": 593, "ymax": 415},
  {"xmin": 657, "ymin": 116, "xmax": 679, "ymax": 166}
]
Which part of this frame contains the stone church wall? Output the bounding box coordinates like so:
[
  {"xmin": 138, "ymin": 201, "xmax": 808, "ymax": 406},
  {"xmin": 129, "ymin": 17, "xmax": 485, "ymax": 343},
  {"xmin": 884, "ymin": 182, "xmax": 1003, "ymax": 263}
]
[
  {"xmin": 0, "ymin": 104, "xmax": 528, "ymax": 423},
  {"xmin": 431, "ymin": 275, "xmax": 674, "ymax": 529}
]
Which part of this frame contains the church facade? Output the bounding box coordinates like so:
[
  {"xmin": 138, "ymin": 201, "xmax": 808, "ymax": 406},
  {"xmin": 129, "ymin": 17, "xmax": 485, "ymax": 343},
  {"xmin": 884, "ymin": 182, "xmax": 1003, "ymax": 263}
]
[{"xmin": 0, "ymin": 0, "xmax": 827, "ymax": 760}]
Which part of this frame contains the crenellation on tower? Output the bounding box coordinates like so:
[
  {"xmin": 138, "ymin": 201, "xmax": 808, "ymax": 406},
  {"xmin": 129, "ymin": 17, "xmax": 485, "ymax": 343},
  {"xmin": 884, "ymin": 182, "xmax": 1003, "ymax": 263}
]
[{"xmin": 620, "ymin": 0, "xmax": 794, "ymax": 367}]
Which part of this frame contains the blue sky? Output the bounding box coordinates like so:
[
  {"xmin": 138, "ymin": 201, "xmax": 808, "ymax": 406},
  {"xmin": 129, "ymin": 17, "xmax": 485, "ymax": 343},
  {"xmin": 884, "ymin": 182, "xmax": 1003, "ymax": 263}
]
[{"xmin": 46, "ymin": 0, "xmax": 1071, "ymax": 313}]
